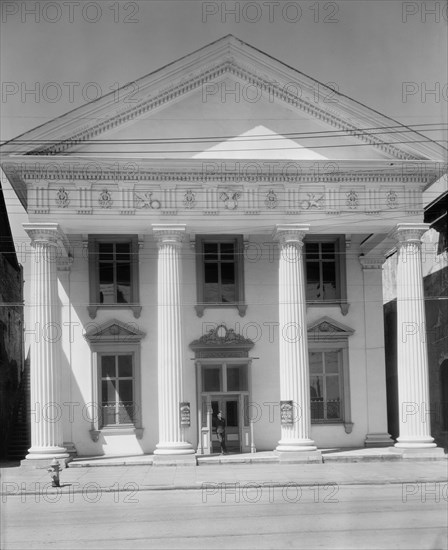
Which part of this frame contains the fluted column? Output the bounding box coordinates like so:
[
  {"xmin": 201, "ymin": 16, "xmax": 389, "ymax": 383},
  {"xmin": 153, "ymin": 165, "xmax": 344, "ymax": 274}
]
[
  {"xmin": 393, "ymin": 223, "xmax": 436, "ymax": 449},
  {"xmin": 23, "ymin": 223, "xmax": 69, "ymax": 461},
  {"xmin": 274, "ymin": 225, "xmax": 316, "ymax": 452},
  {"xmin": 153, "ymin": 225, "xmax": 194, "ymax": 455}
]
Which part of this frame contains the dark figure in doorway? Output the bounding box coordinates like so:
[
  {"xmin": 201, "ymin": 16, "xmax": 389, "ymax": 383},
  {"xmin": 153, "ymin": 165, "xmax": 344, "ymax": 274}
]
[{"xmin": 216, "ymin": 411, "xmax": 227, "ymax": 454}]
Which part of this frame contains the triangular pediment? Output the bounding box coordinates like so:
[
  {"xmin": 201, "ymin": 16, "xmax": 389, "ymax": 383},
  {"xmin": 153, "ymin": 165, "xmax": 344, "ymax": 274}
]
[
  {"xmin": 2, "ymin": 35, "xmax": 444, "ymax": 161},
  {"xmin": 193, "ymin": 125, "xmax": 328, "ymax": 160},
  {"xmin": 307, "ymin": 317, "xmax": 354, "ymax": 340},
  {"xmin": 84, "ymin": 319, "xmax": 145, "ymax": 343}
]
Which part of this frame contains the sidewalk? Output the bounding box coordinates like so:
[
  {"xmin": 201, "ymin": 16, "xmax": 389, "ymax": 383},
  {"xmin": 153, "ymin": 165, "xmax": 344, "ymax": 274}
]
[{"xmin": 1, "ymin": 450, "xmax": 447, "ymax": 496}]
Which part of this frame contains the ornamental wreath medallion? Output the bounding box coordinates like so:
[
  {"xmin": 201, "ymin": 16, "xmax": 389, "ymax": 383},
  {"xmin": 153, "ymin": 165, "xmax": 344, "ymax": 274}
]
[
  {"xmin": 265, "ymin": 189, "xmax": 278, "ymax": 209},
  {"xmin": 55, "ymin": 187, "xmax": 70, "ymax": 208},
  {"xmin": 183, "ymin": 190, "xmax": 196, "ymax": 209},
  {"xmin": 386, "ymin": 191, "xmax": 399, "ymax": 209},
  {"xmin": 346, "ymin": 190, "xmax": 359, "ymax": 209},
  {"xmin": 220, "ymin": 191, "xmax": 240, "ymax": 210},
  {"xmin": 98, "ymin": 189, "xmax": 113, "ymax": 208}
]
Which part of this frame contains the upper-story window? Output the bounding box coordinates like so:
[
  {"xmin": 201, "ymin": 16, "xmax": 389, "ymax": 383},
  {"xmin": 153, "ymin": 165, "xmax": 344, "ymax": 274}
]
[
  {"xmin": 88, "ymin": 236, "xmax": 141, "ymax": 319},
  {"xmin": 98, "ymin": 243, "xmax": 131, "ymax": 304},
  {"xmin": 304, "ymin": 236, "xmax": 348, "ymax": 315},
  {"xmin": 195, "ymin": 235, "xmax": 246, "ymax": 317}
]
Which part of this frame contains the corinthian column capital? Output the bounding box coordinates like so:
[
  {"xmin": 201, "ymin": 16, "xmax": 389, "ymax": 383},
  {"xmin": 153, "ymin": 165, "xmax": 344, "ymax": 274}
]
[
  {"xmin": 273, "ymin": 224, "xmax": 310, "ymax": 247},
  {"xmin": 152, "ymin": 224, "xmax": 186, "ymax": 248},
  {"xmin": 389, "ymin": 223, "xmax": 429, "ymax": 246},
  {"xmin": 23, "ymin": 222, "xmax": 69, "ymax": 250}
]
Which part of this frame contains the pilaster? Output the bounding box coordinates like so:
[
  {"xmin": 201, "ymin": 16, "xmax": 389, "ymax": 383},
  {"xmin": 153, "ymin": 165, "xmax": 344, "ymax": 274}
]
[{"xmin": 359, "ymin": 256, "xmax": 394, "ymax": 447}]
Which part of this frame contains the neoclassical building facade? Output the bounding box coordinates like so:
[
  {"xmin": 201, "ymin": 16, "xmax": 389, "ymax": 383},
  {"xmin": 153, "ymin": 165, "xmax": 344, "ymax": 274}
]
[{"xmin": 2, "ymin": 36, "xmax": 446, "ymax": 463}]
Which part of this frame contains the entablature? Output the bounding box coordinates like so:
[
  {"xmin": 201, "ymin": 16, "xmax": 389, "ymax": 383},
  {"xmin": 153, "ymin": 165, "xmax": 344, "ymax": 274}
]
[{"xmin": 4, "ymin": 157, "xmax": 444, "ymax": 234}]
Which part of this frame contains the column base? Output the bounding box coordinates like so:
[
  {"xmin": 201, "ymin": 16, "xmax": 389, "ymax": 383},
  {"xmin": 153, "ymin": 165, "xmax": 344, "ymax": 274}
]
[
  {"xmin": 394, "ymin": 436, "xmax": 437, "ymax": 449},
  {"xmin": 154, "ymin": 442, "xmax": 196, "ymax": 456},
  {"xmin": 275, "ymin": 450, "xmax": 322, "ymax": 463},
  {"xmin": 153, "ymin": 454, "xmax": 197, "ymax": 467},
  {"xmin": 25, "ymin": 446, "xmax": 69, "ymax": 460},
  {"xmin": 275, "ymin": 439, "xmax": 317, "ymax": 452},
  {"xmin": 21, "ymin": 455, "xmax": 72, "ymax": 469},
  {"xmin": 389, "ymin": 446, "xmax": 446, "ymax": 460},
  {"xmin": 364, "ymin": 433, "xmax": 394, "ymax": 447}
]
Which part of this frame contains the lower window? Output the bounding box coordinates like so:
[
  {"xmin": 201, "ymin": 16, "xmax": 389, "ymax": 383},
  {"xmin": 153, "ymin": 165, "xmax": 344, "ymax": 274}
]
[
  {"xmin": 309, "ymin": 350, "xmax": 343, "ymax": 422},
  {"xmin": 100, "ymin": 354, "xmax": 135, "ymax": 426}
]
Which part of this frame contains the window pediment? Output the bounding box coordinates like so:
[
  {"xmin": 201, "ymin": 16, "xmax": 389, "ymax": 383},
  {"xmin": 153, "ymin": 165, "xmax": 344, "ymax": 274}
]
[
  {"xmin": 84, "ymin": 319, "xmax": 145, "ymax": 343},
  {"xmin": 190, "ymin": 324, "xmax": 254, "ymax": 358},
  {"xmin": 308, "ymin": 316, "xmax": 354, "ymax": 341}
]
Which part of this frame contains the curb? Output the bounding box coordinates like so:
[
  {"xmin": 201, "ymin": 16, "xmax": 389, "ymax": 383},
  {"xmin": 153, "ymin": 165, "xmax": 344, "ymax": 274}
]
[{"xmin": 2, "ymin": 478, "xmax": 448, "ymax": 497}]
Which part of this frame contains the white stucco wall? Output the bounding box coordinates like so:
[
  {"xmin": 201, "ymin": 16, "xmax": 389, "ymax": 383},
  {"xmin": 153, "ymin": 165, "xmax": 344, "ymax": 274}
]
[{"xmin": 56, "ymin": 231, "xmax": 386, "ymax": 456}]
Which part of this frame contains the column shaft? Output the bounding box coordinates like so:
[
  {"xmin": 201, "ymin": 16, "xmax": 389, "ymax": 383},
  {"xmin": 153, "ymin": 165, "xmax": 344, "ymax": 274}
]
[
  {"xmin": 274, "ymin": 225, "xmax": 316, "ymax": 451},
  {"xmin": 153, "ymin": 225, "xmax": 194, "ymax": 455},
  {"xmin": 24, "ymin": 224, "xmax": 68, "ymax": 460},
  {"xmin": 394, "ymin": 224, "xmax": 435, "ymax": 448}
]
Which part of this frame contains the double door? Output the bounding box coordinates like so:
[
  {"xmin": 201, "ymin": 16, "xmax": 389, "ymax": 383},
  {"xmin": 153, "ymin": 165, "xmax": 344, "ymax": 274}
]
[{"xmin": 201, "ymin": 393, "xmax": 251, "ymax": 454}]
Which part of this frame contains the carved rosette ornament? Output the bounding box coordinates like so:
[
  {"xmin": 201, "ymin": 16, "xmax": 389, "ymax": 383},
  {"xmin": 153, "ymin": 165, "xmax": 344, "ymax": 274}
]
[
  {"xmin": 55, "ymin": 187, "xmax": 70, "ymax": 208},
  {"xmin": 98, "ymin": 189, "xmax": 113, "ymax": 208}
]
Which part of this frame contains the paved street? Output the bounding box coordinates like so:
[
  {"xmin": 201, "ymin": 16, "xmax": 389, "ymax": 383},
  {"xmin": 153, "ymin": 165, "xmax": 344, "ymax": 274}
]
[
  {"xmin": 2, "ymin": 460, "xmax": 447, "ymax": 549},
  {"xmin": 2, "ymin": 484, "xmax": 447, "ymax": 549}
]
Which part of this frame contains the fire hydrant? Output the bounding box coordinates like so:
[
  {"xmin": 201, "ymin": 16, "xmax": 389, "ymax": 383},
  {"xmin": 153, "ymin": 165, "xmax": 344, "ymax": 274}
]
[{"xmin": 48, "ymin": 458, "xmax": 61, "ymax": 487}]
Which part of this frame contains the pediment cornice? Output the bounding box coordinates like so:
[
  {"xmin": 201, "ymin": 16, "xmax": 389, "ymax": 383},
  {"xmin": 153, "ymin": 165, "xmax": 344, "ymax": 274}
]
[
  {"xmin": 307, "ymin": 316, "xmax": 354, "ymax": 340},
  {"xmin": 2, "ymin": 36, "xmax": 445, "ymax": 162},
  {"xmin": 84, "ymin": 319, "xmax": 145, "ymax": 343}
]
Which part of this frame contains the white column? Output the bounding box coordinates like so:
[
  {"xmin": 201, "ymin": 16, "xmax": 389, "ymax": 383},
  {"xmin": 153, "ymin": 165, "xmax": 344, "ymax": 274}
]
[
  {"xmin": 393, "ymin": 223, "xmax": 436, "ymax": 448},
  {"xmin": 274, "ymin": 225, "xmax": 316, "ymax": 452},
  {"xmin": 153, "ymin": 225, "xmax": 194, "ymax": 455},
  {"xmin": 23, "ymin": 223, "xmax": 69, "ymax": 461}
]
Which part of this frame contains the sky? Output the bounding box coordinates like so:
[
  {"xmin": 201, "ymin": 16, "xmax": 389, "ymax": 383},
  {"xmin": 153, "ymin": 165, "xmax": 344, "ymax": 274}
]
[{"xmin": 1, "ymin": 0, "xmax": 447, "ymax": 216}]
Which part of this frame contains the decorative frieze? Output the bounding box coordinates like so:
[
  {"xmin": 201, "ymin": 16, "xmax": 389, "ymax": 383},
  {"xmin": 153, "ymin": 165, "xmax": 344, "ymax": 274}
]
[{"xmin": 21, "ymin": 174, "xmax": 430, "ymax": 222}]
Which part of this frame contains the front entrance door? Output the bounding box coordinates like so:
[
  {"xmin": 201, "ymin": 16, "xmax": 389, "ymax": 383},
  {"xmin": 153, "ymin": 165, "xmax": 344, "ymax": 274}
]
[{"xmin": 210, "ymin": 396, "xmax": 240, "ymax": 453}]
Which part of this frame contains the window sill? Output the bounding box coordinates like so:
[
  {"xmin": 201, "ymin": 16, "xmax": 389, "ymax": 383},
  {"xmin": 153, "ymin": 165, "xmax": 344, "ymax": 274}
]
[
  {"xmin": 89, "ymin": 426, "xmax": 144, "ymax": 441},
  {"xmin": 306, "ymin": 301, "xmax": 349, "ymax": 316},
  {"xmin": 88, "ymin": 304, "xmax": 142, "ymax": 319},
  {"xmin": 195, "ymin": 303, "xmax": 247, "ymax": 318},
  {"xmin": 311, "ymin": 421, "xmax": 353, "ymax": 434}
]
